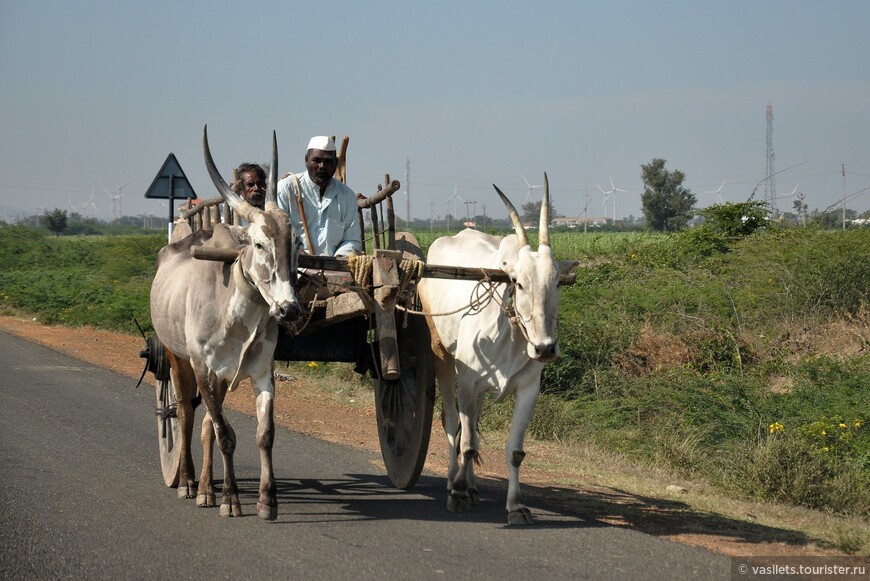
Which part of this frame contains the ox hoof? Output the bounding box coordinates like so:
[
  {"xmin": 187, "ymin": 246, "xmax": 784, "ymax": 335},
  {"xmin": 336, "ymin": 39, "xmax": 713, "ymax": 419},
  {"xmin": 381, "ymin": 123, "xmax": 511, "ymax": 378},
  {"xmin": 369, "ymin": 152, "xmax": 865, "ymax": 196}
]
[
  {"xmin": 507, "ymin": 507, "xmax": 535, "ymax": 525},
  {"xmin": 219, "ymin": 502, "xmax": 243, "ymax": 518},
  {"xmin": 469, "ymin": 488, "xmax": 481, "ymax": 505},
  {"xmin": 447, "ymin": 492, "xmax": 472, "ymax": 513},
  {"xmin": 257, "ymin": 502, "xmax": 278, "ymax": 521},
  {"xmin": 177, "ymin": 485, "xmax": 196, "ymax": 499},
  {"xmin": 196, "ymin": 493, "xmax": 216, "ymax": 508}
]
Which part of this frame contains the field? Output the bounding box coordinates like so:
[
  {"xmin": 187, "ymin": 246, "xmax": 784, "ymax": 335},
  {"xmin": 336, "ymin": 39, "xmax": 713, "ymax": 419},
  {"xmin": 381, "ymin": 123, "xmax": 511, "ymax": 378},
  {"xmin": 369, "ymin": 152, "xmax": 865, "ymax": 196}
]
[{"xmin": 1, "ymin": 222, "xmax": 868, "ymax": 553}]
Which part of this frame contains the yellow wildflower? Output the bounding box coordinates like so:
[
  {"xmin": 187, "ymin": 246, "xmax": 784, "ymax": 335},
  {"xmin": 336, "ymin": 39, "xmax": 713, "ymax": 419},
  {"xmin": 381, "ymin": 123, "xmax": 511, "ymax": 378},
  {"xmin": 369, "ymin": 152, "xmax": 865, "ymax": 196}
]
[
  {"xmin": 855, "ymin": 420, "xmax": 863, "ymax": 429},
  {"xmin": 839, "ymin": 423, "xmax": 848, "ymax": 429},
  {"xmin": 307, "ymin": 361, "xmax": 318, "ymax": 369},
  {"xmin": 769, "ymin": 422, "xmax": 784, "ymax": 434}
]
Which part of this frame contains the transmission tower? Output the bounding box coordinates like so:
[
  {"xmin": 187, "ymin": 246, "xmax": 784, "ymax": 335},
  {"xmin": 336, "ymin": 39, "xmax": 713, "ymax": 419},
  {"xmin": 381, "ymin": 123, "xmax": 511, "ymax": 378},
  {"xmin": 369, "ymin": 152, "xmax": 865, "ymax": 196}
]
[
  {"xmin": 404, "ymin": 158, "xmax": 411, "ymax": 227},
  {"xmin": 764, "ymin": 102, "xmax": 777, "ymax": 214}
]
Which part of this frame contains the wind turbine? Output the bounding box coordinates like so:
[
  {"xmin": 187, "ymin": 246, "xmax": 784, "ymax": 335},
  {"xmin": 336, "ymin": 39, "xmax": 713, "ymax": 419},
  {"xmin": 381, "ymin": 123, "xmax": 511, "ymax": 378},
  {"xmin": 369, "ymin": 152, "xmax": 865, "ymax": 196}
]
[
  {"xmin": 82, "ymin": 191, "xmax": 98, "ymax": 219},
  {"xmin": 35, "ymin": 206, "xmax": 47, "ymax": 227},
  {"xmin": 523, "ymin": 175, "xmax": 543, "ymax": 203},
  {"xmin": 597, "ymin": 176, "xmax": 626, "ymax": 222},
  {"xmin": 105, "ymin": 187, "xmax": 126, "ymax": 220},
  {"xmin": 105, "ymin": 181, "xmax": 132, "ymax": 221},
  {"xmin": 704, "ymin": 179, "xmax": 727, "ymax": 204},
  {"xmin": 776, "ymin": 183, "xmax": 800, "ymax": 201},
  {"xmin": 774, "ymin": 183, "xmax": 801, "ymax": 217},
  {"xmin": 445, "ymin": 183, "xmax": 465, "ymax": 230}
]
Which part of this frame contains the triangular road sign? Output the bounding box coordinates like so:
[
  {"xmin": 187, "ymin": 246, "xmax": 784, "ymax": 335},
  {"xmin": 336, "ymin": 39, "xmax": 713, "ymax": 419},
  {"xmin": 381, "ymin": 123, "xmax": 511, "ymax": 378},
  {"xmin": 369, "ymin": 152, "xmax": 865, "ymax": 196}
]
[{"xmin": 144, "ymin": 153, "xmax": 197, "ymax": 200}]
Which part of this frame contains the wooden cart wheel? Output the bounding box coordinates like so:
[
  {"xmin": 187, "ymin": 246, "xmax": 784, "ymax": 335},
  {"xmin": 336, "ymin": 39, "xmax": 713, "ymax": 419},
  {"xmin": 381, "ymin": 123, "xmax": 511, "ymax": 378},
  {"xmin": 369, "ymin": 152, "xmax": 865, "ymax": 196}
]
[
  {"xmin": 373, "ymin": 310, "xmax": 436, "ymax": 490},
  {"xmin": 155, "ymin": 376, "xmax": 181, "ymax": 488}
]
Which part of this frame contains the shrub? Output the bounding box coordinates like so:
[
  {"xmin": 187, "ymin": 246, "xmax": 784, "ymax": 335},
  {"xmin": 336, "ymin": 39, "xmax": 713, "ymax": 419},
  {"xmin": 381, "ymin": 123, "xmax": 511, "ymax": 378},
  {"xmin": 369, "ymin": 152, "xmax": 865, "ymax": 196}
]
[
  {"xmin": 725, "ymin": 432, "xmax": 870, "ymax": 515},
  {"xmin": 696, "ymin": 201, "xmax": 770, "ymax": 238}
]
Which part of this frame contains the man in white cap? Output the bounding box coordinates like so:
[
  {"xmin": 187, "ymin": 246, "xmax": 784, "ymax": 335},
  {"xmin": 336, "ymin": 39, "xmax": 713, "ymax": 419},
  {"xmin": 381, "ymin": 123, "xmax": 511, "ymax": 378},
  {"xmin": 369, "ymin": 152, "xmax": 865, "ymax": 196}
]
[{"xmin": 277, "ymin": 136, "xmax": 362, "ymax": 257}]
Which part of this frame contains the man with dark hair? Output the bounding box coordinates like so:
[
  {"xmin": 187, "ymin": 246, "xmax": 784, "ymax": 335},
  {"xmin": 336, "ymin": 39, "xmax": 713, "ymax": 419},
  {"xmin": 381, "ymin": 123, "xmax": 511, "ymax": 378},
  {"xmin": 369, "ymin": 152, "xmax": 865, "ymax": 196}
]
[{"xmin": 232, "ymin": 162, "xmax": 267, "ymax": 210}]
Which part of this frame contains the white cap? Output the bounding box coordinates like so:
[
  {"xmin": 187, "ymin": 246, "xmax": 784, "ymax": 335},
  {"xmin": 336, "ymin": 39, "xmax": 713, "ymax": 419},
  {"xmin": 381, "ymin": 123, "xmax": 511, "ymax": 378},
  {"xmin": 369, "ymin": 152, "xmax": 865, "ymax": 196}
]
[{"xmin": 306, "ymin": 135, "xmax": 336, "ymax": 152}]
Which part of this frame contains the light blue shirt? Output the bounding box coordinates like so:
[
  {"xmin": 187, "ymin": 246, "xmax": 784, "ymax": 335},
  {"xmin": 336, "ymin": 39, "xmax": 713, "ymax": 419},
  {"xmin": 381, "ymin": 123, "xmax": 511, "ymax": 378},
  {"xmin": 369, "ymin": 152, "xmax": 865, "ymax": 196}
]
[{"xmin": 277, "ymin": 172, "xmax": 362, "ymax": 257}]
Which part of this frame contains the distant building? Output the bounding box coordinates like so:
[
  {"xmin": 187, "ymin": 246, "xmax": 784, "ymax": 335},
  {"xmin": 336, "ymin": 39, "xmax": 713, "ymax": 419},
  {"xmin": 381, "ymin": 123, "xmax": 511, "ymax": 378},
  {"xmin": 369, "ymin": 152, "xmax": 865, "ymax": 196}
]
[{"xmin": 551, "ymin": 216, "xmax": 609, "ymax": 228}]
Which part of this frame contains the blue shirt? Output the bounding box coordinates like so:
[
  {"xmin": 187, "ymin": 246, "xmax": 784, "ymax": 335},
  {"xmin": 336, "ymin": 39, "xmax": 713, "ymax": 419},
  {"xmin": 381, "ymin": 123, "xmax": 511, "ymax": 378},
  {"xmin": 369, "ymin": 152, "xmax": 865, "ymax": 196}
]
[{"xmin": 277, "ymin": 172, "xmax": 362, "ymax": 257}]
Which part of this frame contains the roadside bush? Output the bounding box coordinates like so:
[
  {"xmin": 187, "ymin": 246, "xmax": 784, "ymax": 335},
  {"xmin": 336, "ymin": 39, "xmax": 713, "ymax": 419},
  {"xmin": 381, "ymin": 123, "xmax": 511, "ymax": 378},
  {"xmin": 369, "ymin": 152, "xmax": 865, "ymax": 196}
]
[
  {"xmin": 724, "ymin": 432, "xmax": 869, "ymax": 515},
  {"xmin": 727, "ymin": 228, "xmax": 870, "ymax": 323},
  {"xmin": 696, "ymin": 201, "xmax": 770, "ymax": 239},
  {"xmin": 727, "ymin": 433, "xmax": 835, "ymax": 509}
]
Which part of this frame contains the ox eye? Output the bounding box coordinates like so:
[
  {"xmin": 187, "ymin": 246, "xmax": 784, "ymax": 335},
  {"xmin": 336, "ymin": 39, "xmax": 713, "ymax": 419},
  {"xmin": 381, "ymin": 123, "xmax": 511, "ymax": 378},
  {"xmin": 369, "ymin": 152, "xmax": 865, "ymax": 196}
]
[
  {"xmin": 516, "ymin": 282, "xmax": 524, "ymax": 291},
  {"xmin": 255, "ymin": 243, "xmax": 264, "ymax": 251}
]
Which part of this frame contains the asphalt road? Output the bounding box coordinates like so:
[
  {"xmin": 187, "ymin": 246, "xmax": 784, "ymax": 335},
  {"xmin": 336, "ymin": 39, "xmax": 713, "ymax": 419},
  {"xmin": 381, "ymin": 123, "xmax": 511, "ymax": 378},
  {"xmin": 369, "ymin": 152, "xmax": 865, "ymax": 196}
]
[{"xmin": 0, "ymin": 330, "xmax": 731, "ymax": 580}]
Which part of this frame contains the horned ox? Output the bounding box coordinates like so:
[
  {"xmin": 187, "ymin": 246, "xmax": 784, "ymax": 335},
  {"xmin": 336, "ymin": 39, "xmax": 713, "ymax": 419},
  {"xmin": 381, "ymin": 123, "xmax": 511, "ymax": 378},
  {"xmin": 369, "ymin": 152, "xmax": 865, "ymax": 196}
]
[
  {"xmin": 418, "ymin": 174, "xmax": 579, "ymax": 524},
  {"xmin": 149, "ymin": 126, "xmax": 302, "ymax": 520}
]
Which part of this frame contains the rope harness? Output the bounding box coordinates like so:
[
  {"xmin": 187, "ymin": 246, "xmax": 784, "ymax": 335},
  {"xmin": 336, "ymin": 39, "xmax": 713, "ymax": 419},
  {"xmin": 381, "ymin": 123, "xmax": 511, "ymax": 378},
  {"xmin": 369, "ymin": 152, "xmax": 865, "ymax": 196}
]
[
  {"xmin": 394, "ymin": 268, "xmax": 530, "ymax": 341},
  {"xmin": 232, "ymin": 260, "xmax": 266, "ymax": 304},
  {"xmin": 289, "ymin": 255, "xmax": 532, "ymax": 342}
]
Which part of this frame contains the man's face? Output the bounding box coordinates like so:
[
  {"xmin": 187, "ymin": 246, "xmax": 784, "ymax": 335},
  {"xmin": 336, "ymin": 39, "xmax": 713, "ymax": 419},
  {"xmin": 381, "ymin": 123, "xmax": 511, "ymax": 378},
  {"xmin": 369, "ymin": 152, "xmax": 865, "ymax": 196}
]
[
  {"xmin": 305, "ymin": 149, "xmax": 338, "ymax": 188},
  {"xmin": 240, "ymin": 170, "xmax": 266, "ymax": 209}
]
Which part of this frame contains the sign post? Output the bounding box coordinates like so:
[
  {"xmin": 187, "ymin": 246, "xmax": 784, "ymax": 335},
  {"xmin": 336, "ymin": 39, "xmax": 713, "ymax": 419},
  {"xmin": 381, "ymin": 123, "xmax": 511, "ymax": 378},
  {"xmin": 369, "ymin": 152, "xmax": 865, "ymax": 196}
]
[{"xmin": 144, "ymin": 153, "xmax": 197, "ymax": 241}]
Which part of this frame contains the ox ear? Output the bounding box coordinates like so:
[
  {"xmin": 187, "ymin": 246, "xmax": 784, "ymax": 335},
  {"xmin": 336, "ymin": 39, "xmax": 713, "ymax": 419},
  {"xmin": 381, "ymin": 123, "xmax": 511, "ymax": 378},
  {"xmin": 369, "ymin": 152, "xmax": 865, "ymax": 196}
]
[
  {"xmin": 557, "ymin": 259, "xmax": 581, "ymax": 286},
  {"xmin": 234, "ymin": 227, "xmax": 251, "ymax": 246},
  {"xmin": 497, "ymin": 235, "xmax": 521, "ymax": 277},
  {"xmin": 558, "ymin": 259, "xmax": 581, "ymax": 274}
]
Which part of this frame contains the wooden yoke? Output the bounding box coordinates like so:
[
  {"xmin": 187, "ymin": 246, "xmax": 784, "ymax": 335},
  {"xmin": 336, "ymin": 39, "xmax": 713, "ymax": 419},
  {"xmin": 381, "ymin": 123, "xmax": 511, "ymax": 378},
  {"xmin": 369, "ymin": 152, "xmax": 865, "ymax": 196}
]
[{"xmin": 371, "ymin": 248, "xmax": 403, "ymax": 380}]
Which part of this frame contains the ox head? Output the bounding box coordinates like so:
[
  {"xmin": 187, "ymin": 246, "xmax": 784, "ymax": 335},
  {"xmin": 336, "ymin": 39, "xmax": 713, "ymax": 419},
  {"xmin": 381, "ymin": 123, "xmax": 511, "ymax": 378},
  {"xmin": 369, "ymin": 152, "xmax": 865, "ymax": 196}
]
[
  {"xmin": 203, "ymin": 125, "xmax": 303, "ymax": 324},
  {"xmin": 493, "ymin": 173, "xmax": 579, "ymax": 362}
]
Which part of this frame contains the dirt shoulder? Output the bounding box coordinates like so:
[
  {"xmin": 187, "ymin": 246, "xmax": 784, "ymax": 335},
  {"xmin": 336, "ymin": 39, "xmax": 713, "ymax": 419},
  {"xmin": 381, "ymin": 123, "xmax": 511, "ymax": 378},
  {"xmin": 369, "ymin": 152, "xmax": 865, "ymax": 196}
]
[{"xmin": 0, "ymin": 314, "xmax": 860, "ymax": 558}]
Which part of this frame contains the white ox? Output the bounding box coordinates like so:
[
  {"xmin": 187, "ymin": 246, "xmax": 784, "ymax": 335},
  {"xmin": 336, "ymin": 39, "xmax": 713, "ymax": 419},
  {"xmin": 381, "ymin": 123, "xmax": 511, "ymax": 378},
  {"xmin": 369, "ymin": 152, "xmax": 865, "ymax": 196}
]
[
  {"xmin": 418, "ymin": 175, "xmax": 578, "ymax": 524},
  {"xmin": 149, "ymin": 126, "xmax": 302, "ymax": 520}
]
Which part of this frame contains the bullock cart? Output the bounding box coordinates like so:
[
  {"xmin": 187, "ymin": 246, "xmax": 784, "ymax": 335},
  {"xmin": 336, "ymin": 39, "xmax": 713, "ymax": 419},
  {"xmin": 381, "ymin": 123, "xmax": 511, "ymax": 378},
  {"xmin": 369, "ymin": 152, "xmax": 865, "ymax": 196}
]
[{"xmin": 139, "ymin": 140, "xmax": 516, "ymax": 491}]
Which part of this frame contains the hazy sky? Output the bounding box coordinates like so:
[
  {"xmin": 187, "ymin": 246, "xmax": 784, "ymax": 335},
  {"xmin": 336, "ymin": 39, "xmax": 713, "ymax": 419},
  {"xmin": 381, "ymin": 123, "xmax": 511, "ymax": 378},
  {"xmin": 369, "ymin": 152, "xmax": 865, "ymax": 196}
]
[{"xmin": 2, "ymin": 1, "xmax": 868, "ymax": 224}]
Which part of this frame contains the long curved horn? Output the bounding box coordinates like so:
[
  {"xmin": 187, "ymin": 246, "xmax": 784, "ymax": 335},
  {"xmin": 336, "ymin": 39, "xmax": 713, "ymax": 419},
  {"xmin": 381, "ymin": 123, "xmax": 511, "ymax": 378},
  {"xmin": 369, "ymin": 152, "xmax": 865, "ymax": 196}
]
[
  {"xmin": 538, "ymin": 172, "xmax": 550, "ymax": 247},
  {"xmin": 264, "ymin": 130, "xmax": 278, "ymax": 211},
  {"xmin": 493, "ymin": 183, "xmax": 529, "ymax": 247},
  {"xmin": 202, "ymin": 124, "xmax": 255, "ymax": 222}
]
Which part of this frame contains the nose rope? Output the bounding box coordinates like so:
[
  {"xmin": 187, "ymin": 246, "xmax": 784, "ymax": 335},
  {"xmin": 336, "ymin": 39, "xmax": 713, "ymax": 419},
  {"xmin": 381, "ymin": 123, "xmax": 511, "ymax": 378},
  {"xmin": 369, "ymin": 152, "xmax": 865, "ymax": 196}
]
[{"xmin": 501, "ymin": 280, "xmax": 534, "ymax": 344}]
